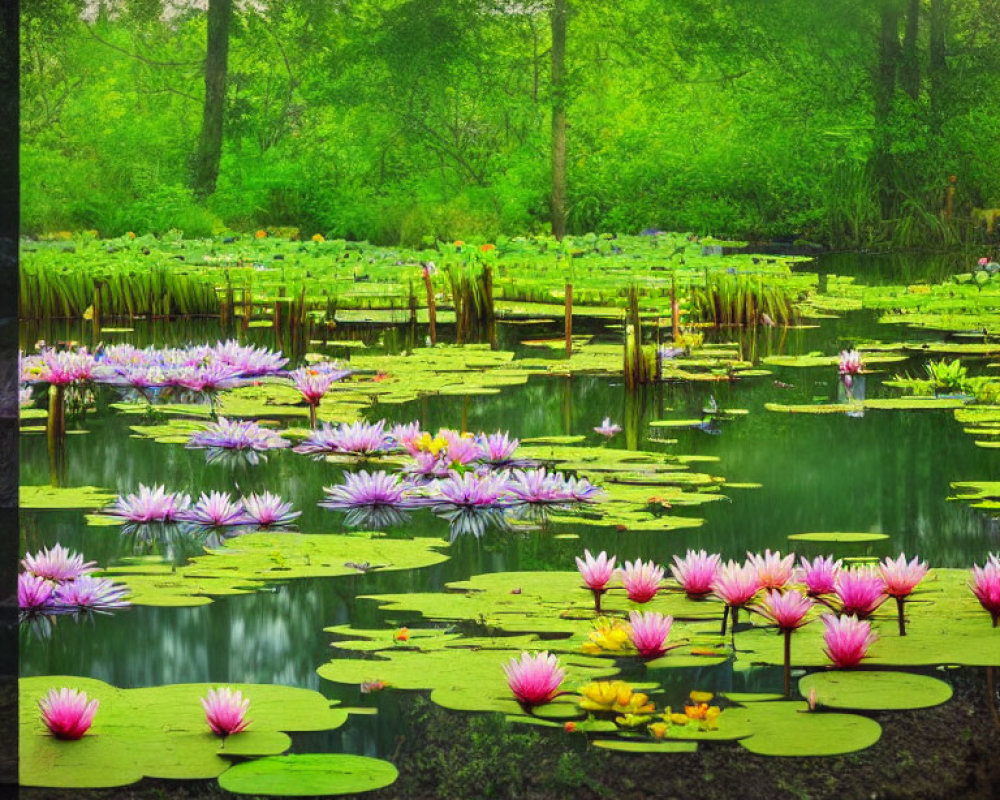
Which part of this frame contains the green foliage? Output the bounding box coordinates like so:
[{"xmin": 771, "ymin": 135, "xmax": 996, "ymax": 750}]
[
  {"xmin": 925, "ymin": 358, "xmax": 970, "ymax": 394},
  {"xmin": 18, "ymin": 0, "xmax": 1000, "ymax": 245}
]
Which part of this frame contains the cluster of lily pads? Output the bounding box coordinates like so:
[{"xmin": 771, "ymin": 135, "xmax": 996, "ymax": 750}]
[{"xmin": 18, "ymin": 544, "xmax": 130, "ymax": 614}]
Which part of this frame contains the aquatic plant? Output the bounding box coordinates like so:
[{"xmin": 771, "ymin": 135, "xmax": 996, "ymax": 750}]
[
  {"xmin": 748, "ymin": 549, "xmax": 795, "ymax": 590},
  {"xmin": 797, "ymin": 555, "xmax": 842, "ymax": 596},
  {"xmin": 240, "ymin": 492, "xmax": 301, "ymax": 527},
  {"xmin": 201, "ymin": 687, "xmax": 251, "ymax": 736},
  {"xmin": 879, "ymin": 554, "xmax": 928, "ymax": 636},
  {"xmin": 406, "ymin": 450, "xmax": 451, "ymax": 478},
  {"xmin": 53, "ymin": 576, "xmax": 130, "ymax": 610},
  {"xmin": 925, "ymin": 358, "xmax": 969, "ymax": 395},
  {"xmin": 502, "ymin": 651, "xmax": 564, "ymax": 709},
  {"xmin": 289, "ymin": 366, "xmax": 350, "ymax": 426},
  {"xmin": 178, "ymin": 491, "xmax": 249, "ymax": 527},
  {"xmin": 296, "ymin": 420, "xmax": 392, "ymax": 456},
  {"xmin": 507, "ymin": 468, "xmax": 574, "ymax": 504},
  {"xmin": 834, "ymin": 566, "xmax": 887, "ymax": 618},
  {"xmin": 578, "ymin": 681, "xmax": 654, "ymax": 715},
  {"xmin": 107, "ymin": 484, "xmax": 191, "ymax": 523},
  {"xmin": 22, "ymin": 544, "xmax": 95, "ymax": 582},
  {"xmin": 433, "ymin": 471, "xmax": 512, "ymax": 508},
  {"xmin": 438, "ymin": 432, "xmax": 484, "ymax": 467},
  {"xmin": 670, "ymin": 549, "xmax": 721, "ymax": 597},
  {"xmin": 18, "ymin": 573, "xmax": 55, "ymax": 610},
  {"xmin": 211, "ymin": 340, "xmax": 288, "ymax": 376},
  {"xmin": 575, "ymin": 549, "xmax": 616, "ymax": 612},
  {"xmin": 839, "ymin": 349, "xmax": 863, "ymax": 376},
  {"xmin": 173, "ymin": 362, "xmax": 244, "ymax": 395},
  {"xmin": 822, "ymin": 614, "xmax": 878, "ymax": 668},
  {"xmin": 388, "ymin": 421, "xmax": 423, "ymax": 453},
  {"xmin": 712, "ymin": 560, "xmax": 761, "ymax": 637},
  {"xmin": 753, "ymin": 588, "xmax": 814, "ymax": 696},
  {"xmin": 627, "ymin": 610, "xmax": 675, "ymax": 658},
  {"xmin": 557, "ymin": 475, "xmax": 603, "ymax": 502},
  {"xmin": 321, "ymin": 470, "xmax": 421, "ymax": 509},
  {"xmin": 98, "ymin": 364, "xmax": 168, "ymax": 394},
  {"xmin": 39, "ymin": 688, "xmax": 99, "ymax": 740},
  {"xmin": 618, "ymin": 559, "xmax": 664, "ymax": 603},
  {"xmin": 580, "ymin": 617, "xmax": 632, "ymax": 654},
  {"xmin": 690, "ymin": 273, "xmax": 799, "ymax": 327},
  {"xmin": 187, "ymin": 417, "xmax": 289, "ymax": 456},
  {"xmin": 970, "ymin": 556, "xmax": 1000, "ymax": 627},
  {"xmin": 478, "ymin": 431, "xmax": 521, "ymax": 465},
  {"xmin": 593, "ymin": 417, "xmax": 621, "ymax": 437},
  {"xmin": 30, "ymin": 347, "xmax": 97, "ymax": 385}
]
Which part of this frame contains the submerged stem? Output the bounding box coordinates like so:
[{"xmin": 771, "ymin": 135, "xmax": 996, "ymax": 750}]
[
  {"xmin": 896, "ymin": 595, "xmax": 907, "ymax": 636},
  {"xmin": 783, "ymin": 629, "xmax": 792, "ymax": 698}
]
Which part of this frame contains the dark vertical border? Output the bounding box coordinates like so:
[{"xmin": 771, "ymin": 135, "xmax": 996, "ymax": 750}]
[{"xmin": 0, "ymin": 0, "xmax": 18, "ymax": 796}]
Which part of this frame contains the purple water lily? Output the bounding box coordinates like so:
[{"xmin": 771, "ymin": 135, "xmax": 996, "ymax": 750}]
[
  {"xmin": 211, "ymin": 340, "xmax": 288, "ymax": 376},
  {"xmin": 507, "ymin": 468, "xmax": 595, "ymax": 504},
  {"xmin": 432, "ymin": 471, "xmax": 513, "ymax": 508},
  {"xmin": 33, "ymin": 348, "xmax": 97, "ymax": 385},
  {"xmin": 321, "ymin": 470, "xmax": 423, "ymax": 509},
  {"xmin": 106, "ymin": 484, "xmax": 191, "ymax": 523},
  {"xmin": 389, "ymin": 421, "xmax": 424, "ymax": 453},
  {"xmin": 593, "ymin": 417, "xmax": 622, "ymax": 438},
  {"xmin": 53, "ymin": 576, "xmax": 130, "ymax": 610},
  {"xmin": 406, "ymin": 451, "xmax": 452, "ymax": 478},
  {"xmin": 187, "ymin": 417, "xmax": 289, "ymax": 453},
  {"xmin": 178, "ymin": 491, "xmax": 250, "ymax": 527},
  {"xmin": 22, "ymin": 545, "xmax": 96, "ymax": 582},
  {"xmin": 294, "ymin": 420, "xmax": 392, "ymax": 456},
  {"xmin": 173, "ymin": 362, "xmax": 245, "ymax": 393},
  {"xmin": 240, "ymin": 492, "xmax": 301, "ymax": 526},
  {"xmin": 478, "ymin": 431, "xmax": 522, "ymax": 466},
  {"xmin": 18, "ymin": 573, "xmax": 55, "ymax": 610}
]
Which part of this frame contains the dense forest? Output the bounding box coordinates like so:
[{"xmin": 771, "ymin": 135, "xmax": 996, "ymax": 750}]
[{"xmin": 19, "ymin": 0, "xmax": 1000, "ymax": 247}]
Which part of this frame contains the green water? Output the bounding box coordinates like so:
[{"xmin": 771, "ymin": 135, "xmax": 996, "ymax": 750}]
[{"xmin": 17, "ymin": 272, "xmax": 1000, "ymax": 766}]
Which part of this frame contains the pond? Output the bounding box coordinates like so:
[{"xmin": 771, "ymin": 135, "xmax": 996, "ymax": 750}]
[{"xmin": 17, "ymin": 248, "xmax": 1000, "ymax": 798}]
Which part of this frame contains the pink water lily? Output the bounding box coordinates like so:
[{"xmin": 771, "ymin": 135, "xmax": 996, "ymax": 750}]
[
  {"xmin": 797, "ymin": 555, "xmax": 842, "ymax": 596},
  {"xmin": 593, "ymin": 417, "xmax": 621, "ymax": 438},
  {"xmin": 289, "ymin": 365, "xmax": 349, "ymax": 425},
  {"xmin": 440, "ymin": 434, "xmax": 483, "ymax": 467},
  {"xmin": 107, "ymin": 484, "xmax": 191, "ymax": 523},
  {"xmin": 39, "ymin": 688, "xmax": 99, "ymax": 740},
  {"xmin": 753, "ymin": 588, "xmax": 814, "ymax": 631},
  {"xmin": 508, "ymin": 468, "xmax": 573, "ymax": 504},
  {"xmin": 33, "ymin": 348, "xmax": 97, "ymax": 385},
  {"xmin": 839, "ymin": 349, "xmax": 863, "ymax": 375},
  {"xmin": 880, "ymin": 553, "xmax": 929, "ymax": 636},
  {"xmin": 835, "ymin": 566, "xmax": 887, "ymax": 619},
  {"xmin": 18, "ymin": 573, "xmax": 55, "ymax": 610},
  {"xmin": 754, "ymin": 589, "xmax": 814, "ymax": 696},
  {"xmin": 671, "ymin": 549, "xmax": 721, "ymax": 597},
  {"xmin": 240, "ymin": 492, "xmax": 301, "ymax": 526},
  {"xmin": 970, "ymin": 556, "xmax": 1000, "ymax": 627},
  {"xmin": 576, "ymin": 549, "xmax": 616, "ymax": 590},
  {"xmin": 576, "ymin": 549, "xmax": 615, "ymax": 611},
  {"xmin": 389, "ymin": 421, "xmax": 424, "ymax": 454},
  {"xmin": 748, "ymin": 549, "xmax": 795, "ymax": 590},
  {"xmin": 822, "ymin": 614, "xmax": 878, "ymax": 668},
  {"xmin": 712, "ymin": 560, "xmax": 761, "ymax": 638},
  {"xmin": 503, "ymin": 651, "xmax": 565, "ymax": 708},
  {"xmin": 294, "ymin": 420, "xmax": 393, "ymax": 456},
  {"xmin": 22, "ymin": 544, "xmax": 95, "ymax": 582},
  {"xmin": 201, "ymin": 687, "xmax": 251, "ymax": 736},
  {"xmin": 618, "ymin": 559, "xmax": 664, "ymax": 603},
  {"xmin": 628, "ymin": 610, "xmax": 675, "ymax": 658}
]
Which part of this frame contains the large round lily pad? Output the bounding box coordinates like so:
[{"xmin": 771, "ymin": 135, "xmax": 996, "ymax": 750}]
[
  {"xmin": 736, "ymin": 701, "xmax": 882, "ymax": 756},
  {"xmin": 798, "ymin": 670, "xmax": 953, "ymax": 711},
  {"xmin": 592, "ymin": 739, "xmax": 698, "ymax": 753},
  {"xmin": 218, "ymin": 754, "xmax": 399, "ymax": 796}
]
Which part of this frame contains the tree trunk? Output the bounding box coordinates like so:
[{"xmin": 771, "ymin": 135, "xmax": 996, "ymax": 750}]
[
  {"xmin": 192, "ymin": 0, "xmax": 232, "ymax": 198},
  {"xmin": 928, "ymin": 0, "xmax": 947, "ymax": 120},
  {"xmin": 901, "ymin": 0, "xmax": 919, "ymax": 100},
  {"xmin": 550, "ymin": 0, "xmax": 567, "ymax": 240},
  {"xmin": 873, "ymin": 1, "xmax": 901, "ymax": 217}
]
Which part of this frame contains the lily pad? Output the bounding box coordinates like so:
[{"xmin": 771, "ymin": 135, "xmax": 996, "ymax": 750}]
[
  {"xmin": 19, "ymin": 676, "xmax": 349, "ymax": 788},
  {"xmin": 592, "ymin": 739, "xmax": 698, "ymax": 753},
  {"xmin": 20, "ymin": 485, "xmax": 115, "ymax": 510},
  {"xmin": 787, "ymin": 532, "xmax": 889, "ymax": 543},
  {"xmin": 218, "ymin": 754, "xmax": 398, "ymax": 796},
  {"xmin": 798, "ymin": 671, "xmax": 953, "ymax": 711},
  {"xmin": 736, "ymin": 701, "xmax": 882, "ymax": 756}
]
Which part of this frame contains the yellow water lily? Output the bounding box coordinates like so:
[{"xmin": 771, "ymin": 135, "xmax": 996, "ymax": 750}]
[
  {"xmin": 669, "ymin": 712, "xmax": 690, "ymax": 725},
  {"xmin": 580, "ymin": 618, "xmax": 631, "ymax": 654},
  {"xmin": 689, "ymin": 690, "xmax": 714, "ymax": 704},
  {"xmin": 648, "ymin": 721, "xmax": 669, "ymax": 740},
  {"xmin": 578, "ymin": 680, "xmax": 654, "ymax": 714},
  {"xmin": 615, "ymin": 713, "xmax": 653, "ymax": 728}
]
